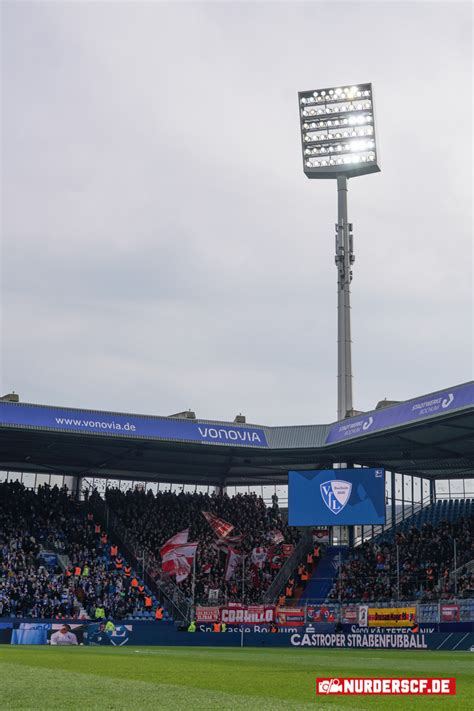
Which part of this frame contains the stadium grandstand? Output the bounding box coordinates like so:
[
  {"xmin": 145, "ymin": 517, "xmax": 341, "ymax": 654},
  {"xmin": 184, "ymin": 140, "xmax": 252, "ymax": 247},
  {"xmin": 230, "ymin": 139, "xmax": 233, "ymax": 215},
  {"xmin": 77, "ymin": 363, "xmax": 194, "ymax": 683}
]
[{"xmin": 0, "ymin": 380, "xmax": 473, "ymax": 628}]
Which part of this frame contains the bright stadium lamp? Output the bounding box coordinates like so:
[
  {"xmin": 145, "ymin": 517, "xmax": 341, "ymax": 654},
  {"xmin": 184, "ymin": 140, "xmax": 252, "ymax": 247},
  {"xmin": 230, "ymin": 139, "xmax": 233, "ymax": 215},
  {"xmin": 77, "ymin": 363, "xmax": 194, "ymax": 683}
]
[{"xmin": 298, "ymin": 82, "xmax": 381, "ymax": 420}]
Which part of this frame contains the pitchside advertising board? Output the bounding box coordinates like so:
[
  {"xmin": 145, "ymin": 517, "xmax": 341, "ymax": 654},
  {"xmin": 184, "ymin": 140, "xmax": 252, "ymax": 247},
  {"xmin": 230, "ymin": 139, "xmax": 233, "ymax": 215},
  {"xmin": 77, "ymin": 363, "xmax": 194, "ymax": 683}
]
[
  {"xmin": 0, "ymin": 401, "xmax": 268, "ymax": 447},
  {"xmin": 288, "ymin": 468, "xmax": 386, "ymax": 526},
  {"xmin": 1, "ymin": 619, "xmax": 473, "ymax": 650}
]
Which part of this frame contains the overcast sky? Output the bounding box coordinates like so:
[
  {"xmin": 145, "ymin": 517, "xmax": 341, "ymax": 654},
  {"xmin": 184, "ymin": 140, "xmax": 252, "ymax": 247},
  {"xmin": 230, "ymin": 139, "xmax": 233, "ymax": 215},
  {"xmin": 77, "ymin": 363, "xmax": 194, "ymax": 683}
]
[{"xmin": 1, "ymin": 1, "xmax": 472, "ymax": 426}]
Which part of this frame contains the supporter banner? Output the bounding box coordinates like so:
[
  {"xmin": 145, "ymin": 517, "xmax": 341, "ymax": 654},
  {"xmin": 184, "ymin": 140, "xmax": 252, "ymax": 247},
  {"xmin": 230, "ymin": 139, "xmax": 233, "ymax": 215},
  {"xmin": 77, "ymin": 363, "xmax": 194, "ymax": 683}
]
[
  {"xmin": 359, "ymin": 605, "xmax": 368, "ymax": 626},
  {"xmin": 220, "ymin": 605, "xmax": 275, "ymax": 624},
  {"xmin": 341, "ymin": 606, "xmax": 358, "ymax": 624},
  {"xmin": 313, "ymin": 529, "xmax": 330, "ymax": 543},
  {"xmin": 368, "ymin": 607, "xmax": 417, "ymax": 627},
  {"xmin": 0, "ymin": 402, "xmax": 269, "ymax": 448},
  {"xmin": 277, "ymin": 607, "xmax": 305, "ymax": 626},
  {"xmin": 326, "ymin": 382, "xmax": 474, "ymax": 444},
  {"xmin": 441, "ymin": 605, "xmax": 460, "ymax": 623},
  {"xmin": 307, "ymin": 606, "xmax": 337, "ymax": 623},
  {"xmin": 195, "ymin": 607, "xmax": 220, "ymax": 623}
]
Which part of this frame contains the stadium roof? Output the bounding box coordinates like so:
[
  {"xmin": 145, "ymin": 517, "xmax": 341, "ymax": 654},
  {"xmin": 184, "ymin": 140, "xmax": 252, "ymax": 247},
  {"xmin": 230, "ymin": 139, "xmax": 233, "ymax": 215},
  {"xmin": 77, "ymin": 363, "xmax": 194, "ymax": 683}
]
[{"xmin": 0, "ymin": 382, "xmax": 472, "ymax": 486}]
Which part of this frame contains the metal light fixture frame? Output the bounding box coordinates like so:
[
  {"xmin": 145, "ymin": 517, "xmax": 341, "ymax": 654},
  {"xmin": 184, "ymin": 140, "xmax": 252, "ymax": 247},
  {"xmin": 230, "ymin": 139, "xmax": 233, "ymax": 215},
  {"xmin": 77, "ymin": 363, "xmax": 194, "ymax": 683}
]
[{"xmin": 298, "ymin": 82, "xmax": 381, "ymax": 180}]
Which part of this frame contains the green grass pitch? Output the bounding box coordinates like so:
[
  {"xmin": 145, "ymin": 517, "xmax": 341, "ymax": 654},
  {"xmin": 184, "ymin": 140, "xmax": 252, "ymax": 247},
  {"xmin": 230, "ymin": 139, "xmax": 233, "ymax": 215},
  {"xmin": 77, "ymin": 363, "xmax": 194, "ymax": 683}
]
[{"xmin": 0, "ymin": 646, "xmax": 472, "ymax": 710}]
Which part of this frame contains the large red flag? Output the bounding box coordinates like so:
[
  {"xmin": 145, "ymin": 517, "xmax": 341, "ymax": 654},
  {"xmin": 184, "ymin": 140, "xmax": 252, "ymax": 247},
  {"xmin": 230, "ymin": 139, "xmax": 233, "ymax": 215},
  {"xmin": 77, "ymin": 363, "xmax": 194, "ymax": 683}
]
[
  {"xmin": 160, "ymin": 529, "xmax": 189, "ymax": 558},
  {"xmin": 225, "ymin": 548, "xmax": 242, "ymax": 582},
  {"xmin": 161, "ymin": 542, "xmax": 198, "ymax": 583},
  {"xmin": 202, "ymin": 511, "xmax": 234, "ymax": 539}
]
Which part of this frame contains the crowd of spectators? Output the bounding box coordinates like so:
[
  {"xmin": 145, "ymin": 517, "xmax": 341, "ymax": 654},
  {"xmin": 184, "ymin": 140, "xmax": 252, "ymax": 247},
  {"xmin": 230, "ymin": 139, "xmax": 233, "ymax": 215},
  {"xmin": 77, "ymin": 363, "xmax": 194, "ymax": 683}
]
[
  {"xmin": 329, "ymin": 517, "xmax": 474, "ymax": 603},
  {"xmin": 102, "ymin": 487, "xmax": 299, "ymax": 604},
  {"xmin": 0, "ymin": 481, "xmax": 154, "ymax": 619},
  {"xmin": 4, "ymin": 478, "xmax": 471, "ymax": 616}
]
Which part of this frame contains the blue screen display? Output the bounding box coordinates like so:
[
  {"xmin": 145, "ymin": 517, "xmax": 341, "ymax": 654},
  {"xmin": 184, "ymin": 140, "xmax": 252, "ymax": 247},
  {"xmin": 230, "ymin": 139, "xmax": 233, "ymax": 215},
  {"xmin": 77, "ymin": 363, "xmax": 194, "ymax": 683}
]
[{"xmin": 288, "ymin": 468, "xmax": 386, "ymax": 526}]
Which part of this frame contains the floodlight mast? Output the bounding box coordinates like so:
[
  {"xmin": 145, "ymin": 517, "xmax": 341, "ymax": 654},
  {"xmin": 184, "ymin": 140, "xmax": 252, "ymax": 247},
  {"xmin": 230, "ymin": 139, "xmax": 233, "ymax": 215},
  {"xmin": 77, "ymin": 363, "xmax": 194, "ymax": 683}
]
[
  {"xmin": 335, "ymin": 175, "xmax": 354, "ymax": 421},
  {"xmin": 298, "ymin": 83, "xmax": 380, "ymax": 420}
]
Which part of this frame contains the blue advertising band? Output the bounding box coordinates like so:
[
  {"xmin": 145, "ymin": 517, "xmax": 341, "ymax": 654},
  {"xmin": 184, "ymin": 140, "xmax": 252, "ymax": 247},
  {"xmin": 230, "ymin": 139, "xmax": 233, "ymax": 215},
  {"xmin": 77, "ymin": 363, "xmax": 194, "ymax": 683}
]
[
  {"xmin": 325, "ymin": 382, "xmax": 474, "ymax": 444},
  {"xmin": 0, "ymin": 402, "xmax": 269, "ymax": 448}
]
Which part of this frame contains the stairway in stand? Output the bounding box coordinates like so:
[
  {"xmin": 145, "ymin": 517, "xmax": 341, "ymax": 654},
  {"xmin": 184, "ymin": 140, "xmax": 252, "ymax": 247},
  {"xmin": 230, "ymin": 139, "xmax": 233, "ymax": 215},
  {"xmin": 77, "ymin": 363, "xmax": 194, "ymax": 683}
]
[{"xmin": 298, "ymin": 546, "xmax": 349, "ymax": 604}]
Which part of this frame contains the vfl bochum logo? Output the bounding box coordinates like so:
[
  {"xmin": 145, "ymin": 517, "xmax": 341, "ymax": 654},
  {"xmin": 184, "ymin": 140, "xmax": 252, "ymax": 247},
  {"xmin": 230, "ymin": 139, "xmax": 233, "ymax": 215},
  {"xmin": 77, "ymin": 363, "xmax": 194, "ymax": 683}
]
[{"xmin": 320, "ymin": 480, "xmax": 352, "ymax": 515}]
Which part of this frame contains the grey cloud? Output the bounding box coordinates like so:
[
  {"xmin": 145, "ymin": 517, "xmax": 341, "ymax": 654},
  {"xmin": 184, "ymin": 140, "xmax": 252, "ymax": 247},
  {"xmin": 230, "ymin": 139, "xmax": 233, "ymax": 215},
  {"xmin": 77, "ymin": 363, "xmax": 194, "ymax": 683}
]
[{"xmin": 1, "ymin": 1, "xmax": 472, "ymax": 426}]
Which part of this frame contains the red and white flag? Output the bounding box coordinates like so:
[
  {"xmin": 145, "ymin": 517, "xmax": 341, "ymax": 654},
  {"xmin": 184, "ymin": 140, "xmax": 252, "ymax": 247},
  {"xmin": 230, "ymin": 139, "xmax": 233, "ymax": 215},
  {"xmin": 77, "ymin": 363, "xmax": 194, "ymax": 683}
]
[
  {"xmin": 268, "ymin": 530, "xmax": 284, "ymax": 545},
  {"xmin": 251, "ymin": 547, "xmax": 267, "ymax": 568},
  {"xmin": 160, "ymin": 529, "xmax": 189, "ymax": 558},
  {"xmin": 213, "ymin": 534, "xmax": 243, "ymax": 552},
  {"xmin": 225, "ymin": 548, "xmax": 242, "ymax": 581},
  {"xmin": 202, "ymin": 511, "xmax": 234, "ymax": 539},
  {"xmin": 161, "ymin": 538, "xmax": 198, "ymax": 583}
]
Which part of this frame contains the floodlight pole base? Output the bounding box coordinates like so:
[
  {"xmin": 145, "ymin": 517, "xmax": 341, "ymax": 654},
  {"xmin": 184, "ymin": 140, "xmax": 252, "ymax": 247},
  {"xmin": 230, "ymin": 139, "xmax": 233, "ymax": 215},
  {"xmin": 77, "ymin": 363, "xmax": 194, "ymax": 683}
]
[{"xmin": 335, "ymin": 175, "xmax": 354, "ymax": 421}]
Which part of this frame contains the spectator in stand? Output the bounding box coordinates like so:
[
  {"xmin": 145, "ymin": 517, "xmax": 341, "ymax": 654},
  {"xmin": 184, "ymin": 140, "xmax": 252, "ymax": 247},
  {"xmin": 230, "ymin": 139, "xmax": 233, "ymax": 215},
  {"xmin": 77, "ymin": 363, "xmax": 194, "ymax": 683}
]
[
  {"xmin": 0, "ymin": 481, "xmax": 155, "ymax": 620},
  {"xmin": 327, "ymin": 517, "xmax": 473, "ymax": 603},
  {"xmin": 102, "ymin": 487, "xmax": 300, "ymax": 604}
]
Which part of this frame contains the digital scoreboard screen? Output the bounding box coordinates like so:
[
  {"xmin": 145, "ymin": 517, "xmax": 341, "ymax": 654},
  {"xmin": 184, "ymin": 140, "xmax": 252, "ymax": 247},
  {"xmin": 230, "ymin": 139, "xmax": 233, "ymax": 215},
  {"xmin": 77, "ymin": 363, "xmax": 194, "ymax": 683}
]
[{"xmin": 288, "ymin": 468, "xmax": 386, "ymax": 526}]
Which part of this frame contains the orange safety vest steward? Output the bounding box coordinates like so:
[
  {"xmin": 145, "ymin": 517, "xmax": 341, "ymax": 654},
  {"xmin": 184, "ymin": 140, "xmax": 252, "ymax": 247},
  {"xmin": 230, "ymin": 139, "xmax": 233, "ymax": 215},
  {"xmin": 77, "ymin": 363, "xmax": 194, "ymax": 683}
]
[
  {"xmin": 124, "ymin": 566, "xmax": 131, "ymax": 577},
  {"xmin": 155, "ymin": 607, "xmax": 164, "ymax": 620},
  {"xmin": 115, "ymin": 557, "xmax": 123, "ymax": 570},
  {"xmin": 144, "ymin": 596, "xmax": 153, "ymax": 608}
]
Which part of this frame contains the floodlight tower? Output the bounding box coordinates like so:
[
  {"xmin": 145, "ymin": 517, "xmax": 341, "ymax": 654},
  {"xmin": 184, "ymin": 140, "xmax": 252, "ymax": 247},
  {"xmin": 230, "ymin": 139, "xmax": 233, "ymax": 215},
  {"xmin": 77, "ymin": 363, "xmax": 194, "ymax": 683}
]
[{"xmin": 298, "ymin": 83, "xmax": 380, "ymax": 420}]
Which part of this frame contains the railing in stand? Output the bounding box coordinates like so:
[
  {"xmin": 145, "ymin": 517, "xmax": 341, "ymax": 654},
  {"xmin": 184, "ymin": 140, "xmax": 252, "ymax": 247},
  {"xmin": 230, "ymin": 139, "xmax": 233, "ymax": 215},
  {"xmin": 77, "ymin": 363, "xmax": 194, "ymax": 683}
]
[
  {"xmin": 263, "ymin": 528, "xmax": 314, "ymax": 604},
  {"xmin": 88, "ymin": 495, "xmax": 192, "ymax": 623},
  {"xmin": 354, "ymin": 494, "xmax": 435, "ymax": 547}
]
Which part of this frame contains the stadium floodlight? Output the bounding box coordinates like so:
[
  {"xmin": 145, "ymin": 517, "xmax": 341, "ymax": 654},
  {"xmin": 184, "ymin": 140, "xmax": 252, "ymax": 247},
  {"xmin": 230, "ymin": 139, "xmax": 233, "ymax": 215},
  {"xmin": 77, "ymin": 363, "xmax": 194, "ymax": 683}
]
[{"xmin": 298, "ymin": 82, "xmax": 381, "ymax": 420}]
